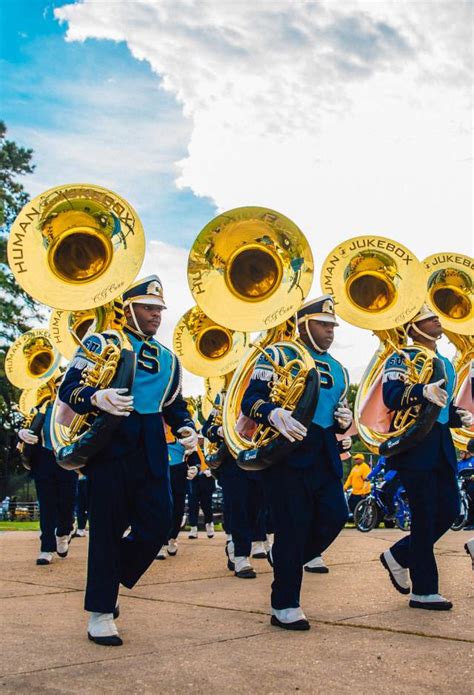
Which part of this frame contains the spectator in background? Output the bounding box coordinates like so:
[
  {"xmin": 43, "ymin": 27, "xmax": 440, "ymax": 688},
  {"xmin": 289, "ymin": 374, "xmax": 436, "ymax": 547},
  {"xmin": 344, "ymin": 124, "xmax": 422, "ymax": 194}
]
[
  {"xmin": 458, "ymin": 451, "xmax": 474, "ymax": 531},
  {"xmin": 344, "ymin": 453, "xmax": 371, "ymax": 514}
]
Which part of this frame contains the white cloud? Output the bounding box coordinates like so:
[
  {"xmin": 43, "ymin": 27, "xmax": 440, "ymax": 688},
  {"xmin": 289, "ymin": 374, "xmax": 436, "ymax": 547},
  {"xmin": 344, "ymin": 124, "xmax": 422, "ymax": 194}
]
[{"xmin": 53, "ymin": 0, "xmax": 472, "ymax": 389}]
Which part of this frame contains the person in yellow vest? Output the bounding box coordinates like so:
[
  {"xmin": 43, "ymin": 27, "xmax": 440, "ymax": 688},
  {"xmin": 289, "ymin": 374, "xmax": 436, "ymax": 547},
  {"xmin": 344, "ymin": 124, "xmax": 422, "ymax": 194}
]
[{"xmin": 344, "ymin": 453, "xmax": 371, "ymax": 514}]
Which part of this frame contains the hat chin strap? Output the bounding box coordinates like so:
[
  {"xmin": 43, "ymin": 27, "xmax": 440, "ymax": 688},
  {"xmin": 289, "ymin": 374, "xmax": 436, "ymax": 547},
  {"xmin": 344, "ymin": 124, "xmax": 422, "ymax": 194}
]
[
  {"xmin": 128, "ymin": 304, "xmax": 147, "ymax": 339},
  {"xmin": 304, "ymin": 318, "xmax": 326, "ymax": 353},
  {"xmin": 410, "ymin": 322, "xmax": 440, "ymax": 342}
]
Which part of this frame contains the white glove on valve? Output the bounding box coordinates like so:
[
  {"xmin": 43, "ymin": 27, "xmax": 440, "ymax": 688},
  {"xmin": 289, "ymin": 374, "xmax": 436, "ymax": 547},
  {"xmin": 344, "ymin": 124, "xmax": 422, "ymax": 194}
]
[
  {"xmin": 217, "ymin": 426, "xmax": 224, "ymax": 439},
  {"xmin": 268, "ymin": 408, "xmax": 307, "ymax": 443},
  {"xmin": 423, "ymin": 380, "xmax": 447, "ymax": 408},
  {"xmin": 91, "ymin": 388, "xmax": 133, "ymax": 416},
  {"xmin": 178, "ymin": 426, "xmax": 199, "ymax": 453},
  {"xmin": 18, "ymin": 429, "xmax": 39, "ymax": 445},
  {"xmin": 456, "ymin": 408, "xmax": 473, "ymax": 428},
  {"xmin": 340, "ymin": 437, "xmax": 352, "ymax": 451},
  {"xmin": 334, "ymin": 406, "xmax": 353, "ymax": 429},
  {"xmin": 186, "ymin": 465, "xmax": 198, "ymax": 480}
]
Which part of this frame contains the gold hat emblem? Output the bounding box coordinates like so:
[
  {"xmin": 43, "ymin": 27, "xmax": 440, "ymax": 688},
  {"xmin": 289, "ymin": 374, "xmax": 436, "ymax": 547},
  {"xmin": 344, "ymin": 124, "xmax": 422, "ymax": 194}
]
[
  {"xmin": 147, "ymin": 280, "xmax": 162, "ymax": 296},
  {"xmin": 322, "ymin": 299, "xmax": 335, "ymax": 315}
]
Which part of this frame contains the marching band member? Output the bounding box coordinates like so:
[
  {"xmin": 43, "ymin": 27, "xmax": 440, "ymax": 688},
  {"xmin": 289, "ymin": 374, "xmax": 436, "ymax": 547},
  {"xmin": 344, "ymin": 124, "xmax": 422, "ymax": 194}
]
[
  {"xmin": 18, "ymin": 397, "xmax": 77, "ymax": 565},
  {"xmin": 202, "ymin": 405, "xmax": 265, "ymax": 578},
  {"xmin": 74, "ymin": 471, "xmax": 89, "ymax": 538},
  {"xmin": 187, "ymin": 454, "xmax": 216, "ymax": 539},
  {"xmin": 59, "ymin": 275, "xmax": 198, "ymax": 646},
  {"xmin": 156, "ymin": 427, "xmax": 199, "ymax": 559},
  {"xmin": 241, "ymin": 295, "xmax": 351, "ymax": 630},
  {"xmin": 379, "ymin": 305, "xmax": 472, "ymax": 610}
]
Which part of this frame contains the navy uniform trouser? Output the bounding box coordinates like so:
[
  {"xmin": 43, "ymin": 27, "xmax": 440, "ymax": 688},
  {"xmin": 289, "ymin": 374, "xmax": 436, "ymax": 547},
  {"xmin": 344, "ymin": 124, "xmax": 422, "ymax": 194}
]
[
  {"xmin": 169, "ymin": 462, "xmax": 187, "ymax": 540},
  {"xmin": 264, "ymin": 458, "xmax": 348, "ymax": 610},
  {"xmin": 188, "ymin": 474, "xmax": 216, "ymax": 526},
  {"xmin": 85, "ymin": 451, "xmax": 172, "ymax": 614},
  {"xmin": 76, "ymin": 477, "xmax": 89, "ymax": 530},
  {"xmin": 31, "ymin": 448, "xmax": 77, "ymax": 553},
  {"xmin": 218, "ymin": 461, "xmax": 265, "ymax": 556},
  {"xmin": 390, "ymin": 463, "xmax": 459, "ymax": 595}
]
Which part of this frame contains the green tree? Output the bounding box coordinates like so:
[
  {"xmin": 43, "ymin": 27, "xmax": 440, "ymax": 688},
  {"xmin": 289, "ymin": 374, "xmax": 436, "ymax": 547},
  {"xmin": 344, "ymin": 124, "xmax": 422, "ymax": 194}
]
[{"xmin": 0, "ymin": 121, "xmax": 37, "ymax": 497}]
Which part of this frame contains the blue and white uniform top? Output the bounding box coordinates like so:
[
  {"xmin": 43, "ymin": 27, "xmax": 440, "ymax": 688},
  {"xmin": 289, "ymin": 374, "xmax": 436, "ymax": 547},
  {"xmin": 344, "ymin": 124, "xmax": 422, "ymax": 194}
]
[
  {"xmin": 59, "ymin": 328, "xmax": 186, "ymax": 419},
  {"xmin": 382, "ymin": 346, "xmax": 456, "ymax": 425},
  {"xmin": 242, "ymin": 342, "xmax": 349, "ymax": 429},
  {"xmin": 307, "ymin": 347, "xmax": 349, "ymax": 427},
  {"xmin": 168, "ymin": 439, "xmax": 186, "ymax": 466},
  {"xmin": 41, "ymin": 403, "xmax": 53, "ymax": 451}
]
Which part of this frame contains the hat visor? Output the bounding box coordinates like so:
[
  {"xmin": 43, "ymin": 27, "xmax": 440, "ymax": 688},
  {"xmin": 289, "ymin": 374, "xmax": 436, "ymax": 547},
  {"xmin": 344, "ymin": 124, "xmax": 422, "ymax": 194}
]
[
  {"xmin": 413, "ymin": 311, "xmax": 438, "ymax": 323},
  {"xmin": 125, "ymin": 296, "xmax": 167, "ymax": 309},
  {"xmin": 297, "ymin": 313, "xmax": 339, "ymax": 326}
]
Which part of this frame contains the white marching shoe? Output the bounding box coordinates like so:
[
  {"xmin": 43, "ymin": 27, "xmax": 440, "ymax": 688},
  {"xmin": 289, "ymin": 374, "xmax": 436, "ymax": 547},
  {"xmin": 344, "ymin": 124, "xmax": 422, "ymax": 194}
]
[
  {"xmin": 155, "ymin": 546, "xmax": 167, "ymax": 560},
  {"xmin": 88, "ymin": 612, "xmax": 122, "ymax": 646},
  {"xmin": 206, "ymin": 522, "xmax": 215, "ymax": 538},
  {"xmin": 271, "ymin": 606, "xmax": 310, "ymax": 631},
  {"xmin": 251, "ymin": 541, "xmax": 267, "ymax": 559},
  {"xmin": 167, "ymin": 538, "xmax": 178, "ymax": 556},
  {"xmin": 264, "ymin": 534, "xmax": 274, "ymax": 555},
  {"xmin": 36, "ymin": 551, "xmax": 53, "ymax": 566},
  {"xmin": 234, "ymin": 556, "xmax": 256, "ymax": 579},
  {"xmin": 226, "ymin": 539, "xmax": 235, "ymax": 571},
  {"xmin": 379, "ymin": 550, "xmax": 410, "ymax": 594},
  {"xmin": 188, "ymin": 526, "xmax": 198, "ymax": 539},
  {"xmin": 409, "ymin": 593, "xmax": 453, "ymax": 611},
  {"xmin": 75, "ymin": 529, "xmax": 87, "ymax": 537},
  {"xmin": 56, "ymin": 534, "xmax": 71, "ymax": 558},
  {"xmin": 304, "ymin": 555, "xmax": 329, "ymax": 574}
]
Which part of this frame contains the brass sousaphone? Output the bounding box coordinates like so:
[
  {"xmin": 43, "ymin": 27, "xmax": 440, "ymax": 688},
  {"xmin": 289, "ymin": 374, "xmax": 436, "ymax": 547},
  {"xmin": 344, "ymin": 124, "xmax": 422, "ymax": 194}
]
[
  {"xmin": 424, "ymin": 252, "xmax": 474, "ymax": 451},
  {"xmin": 8, "ymin": 183, "xmax": 145, "ymax": 469},
  {"xmin": 321, "ymin": 236, "xmax": 442, "ymax": 457},
  {"xmin": 188, "ymin": 206, "xmax": 318, "ymax": 471},
  {"xmin": 173, "ymin": 305, "xmax": 249, "ymax": 467},
  {"xmin": 5, "ymin": 329, "xmax": 61, "ymax": 469}
]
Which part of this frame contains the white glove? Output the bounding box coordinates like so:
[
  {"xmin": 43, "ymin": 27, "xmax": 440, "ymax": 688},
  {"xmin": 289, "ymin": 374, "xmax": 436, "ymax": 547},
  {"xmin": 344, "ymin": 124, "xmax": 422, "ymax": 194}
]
[
  {"xmin": 334, "ymin": 406, "xmax": 353, "ymax": 429},
  {"xmin": 178, "ymin": 426, "xmax": 199, "ymax": 453},
  {"xmin": 423, "ymin": 379, "xmax": 447, "ymax": 408},
  {"xmin": 91, "ymin": 388, "xmax": 134, "ymax": 416},
  {"xmin": 18, "ymin": 429, "xmax": 39, "ymax": 445},
  {"xmin": 457, "ymin": 409, "xmax": 473, "ymax": 428},
  {"xmin": 203, "ymin": 468, "xmax": 212, "ymax": 477},
  {"xmin": 341, "ymin": 437, "xmax": 352, "ymax": 451},
  {"xmin": 217, "ymin": 426, "xmax": 224, "ymax": 439},
  {"xmin": 187, "ymin": 465, "xmax": 198, "ymax": 480},
  {"xmin": 268, "ymin": 408, "xmax": 307, "ymax": 443}
]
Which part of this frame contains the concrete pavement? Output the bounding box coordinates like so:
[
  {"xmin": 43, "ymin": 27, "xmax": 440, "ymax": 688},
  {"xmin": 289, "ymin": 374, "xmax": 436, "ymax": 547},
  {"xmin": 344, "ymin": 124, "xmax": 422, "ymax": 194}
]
[{"xmin": 0, "ymin": 529, "xmax": 472, "ymax": 694}]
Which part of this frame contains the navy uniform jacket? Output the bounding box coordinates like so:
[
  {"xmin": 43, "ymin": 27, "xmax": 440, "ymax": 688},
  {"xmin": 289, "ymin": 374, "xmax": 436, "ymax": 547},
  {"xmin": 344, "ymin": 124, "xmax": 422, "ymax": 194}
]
[
  {"xmin": 58, "ymin": 328, "xmax": 194, "ymax": 476},
  {"xmin": 382, "ymin": 347, "xmax": 462, "ymax": 472},
  {"xmin": 241, "ymin": 344, "xmax": 350, "ymax": 476}
]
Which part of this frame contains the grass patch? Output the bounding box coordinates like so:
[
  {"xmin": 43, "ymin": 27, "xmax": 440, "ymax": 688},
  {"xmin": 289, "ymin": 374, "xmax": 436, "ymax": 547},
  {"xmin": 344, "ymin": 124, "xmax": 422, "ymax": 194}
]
[{"xmin": 0, "ymin": 521, "xmax": 39, "ymax": 531}]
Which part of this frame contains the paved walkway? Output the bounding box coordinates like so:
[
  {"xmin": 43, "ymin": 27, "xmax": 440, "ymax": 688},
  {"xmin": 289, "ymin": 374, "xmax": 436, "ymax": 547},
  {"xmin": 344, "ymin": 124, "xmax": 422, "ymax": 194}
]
[{"xmin": 0, "ymin": 529, "xmax": 472, "ymax": 694}]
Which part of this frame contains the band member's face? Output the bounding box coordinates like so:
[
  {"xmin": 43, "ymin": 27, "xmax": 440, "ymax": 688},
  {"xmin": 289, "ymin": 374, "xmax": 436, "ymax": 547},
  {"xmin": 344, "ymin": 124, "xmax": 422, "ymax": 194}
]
[
  {"xmin": 415, "ymin": 315, "xmax": 443, "ymax": 339},
  {"xmin": 127, "ymin": 303, "xmax": 163, "ymax": 336},
  {"xmin": 308, "ymin": 320, "xmax": 335, "ymax": 351}
]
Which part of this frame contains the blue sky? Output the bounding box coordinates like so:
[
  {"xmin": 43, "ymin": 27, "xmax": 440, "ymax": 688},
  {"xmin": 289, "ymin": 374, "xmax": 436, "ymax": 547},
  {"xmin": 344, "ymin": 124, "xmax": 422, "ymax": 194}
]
[{"xmin": 0, "ymin": 0, "xmax": 216, "ymax": 247}]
